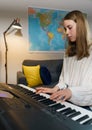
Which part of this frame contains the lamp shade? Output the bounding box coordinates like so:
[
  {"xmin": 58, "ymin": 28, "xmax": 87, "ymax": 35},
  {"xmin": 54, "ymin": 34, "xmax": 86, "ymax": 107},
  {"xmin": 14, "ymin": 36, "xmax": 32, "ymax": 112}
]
[
  {"xmin": 12, "ymin": 22, "xmax": 22, "ymax": 29},
  {"xmin": 12, "ymin": 18, "xmax": 22, "ymax": 29}
]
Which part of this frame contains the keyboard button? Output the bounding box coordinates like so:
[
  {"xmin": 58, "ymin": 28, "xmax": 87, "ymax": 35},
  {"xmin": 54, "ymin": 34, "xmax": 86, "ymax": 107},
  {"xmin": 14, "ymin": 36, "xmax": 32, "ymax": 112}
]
[
  {"xmin": 33, "ymin": 96, "xmax": 45, "ymax": 100},
  {"xmin": 63, "ymin": 109, "xmax": 75, "ymax": 116},
  {"xmin": 68, "ymin": 111, "xmax": 81, "ymax": 118},
  {"xmin": 59, "ymin": 108, "xmax": 71, "ymax": 114},
  {"xmin": 50, "ymin": 103, "xmax": 65, "ymax": 111},
  {"xmin": 76, "ymin": 115, "xmax": 89, "ymax": 122},
  {"xmin": 66, "ymin": 109, "xmax": 76, "ymax": 116},
  {"xmin": 40, "ymin": 99, "xmax": 55, "ymax": 105},
  {"xmin": 83, "ymin": 118, "xmax": 92, "ymax": 125}
]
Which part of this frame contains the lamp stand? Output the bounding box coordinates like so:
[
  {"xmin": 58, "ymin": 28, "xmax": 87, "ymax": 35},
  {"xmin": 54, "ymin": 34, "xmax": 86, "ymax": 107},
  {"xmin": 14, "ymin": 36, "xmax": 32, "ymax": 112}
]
[
  {"xmin": 3, "ymin": 19, "xmax": 22, "ymax": 84},
  {"xmin": 3, "ymin": 33, "xmax": 8, "ymax": 84}
]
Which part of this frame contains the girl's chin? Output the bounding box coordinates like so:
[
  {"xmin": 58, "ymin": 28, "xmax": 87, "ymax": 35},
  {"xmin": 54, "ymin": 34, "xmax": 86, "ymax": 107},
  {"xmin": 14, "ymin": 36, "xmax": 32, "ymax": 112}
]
[
  {"xmin": 69, "ymin": 39, "xmax": 76, "ymax": 42},
  {"xmin": 68, "ymin": 37, "xmax": 76, "ymax": 42}
]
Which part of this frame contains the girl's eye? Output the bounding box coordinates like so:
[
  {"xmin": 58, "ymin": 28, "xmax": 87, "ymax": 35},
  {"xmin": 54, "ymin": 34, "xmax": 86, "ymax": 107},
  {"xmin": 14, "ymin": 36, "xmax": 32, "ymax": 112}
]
[
  {"xmin": 68, "ymin": 26, "xmax": 72, "ymax": 30},
  {"xmin": 69, "ymin": 27, "xmax": 72, "ymax": 30}
]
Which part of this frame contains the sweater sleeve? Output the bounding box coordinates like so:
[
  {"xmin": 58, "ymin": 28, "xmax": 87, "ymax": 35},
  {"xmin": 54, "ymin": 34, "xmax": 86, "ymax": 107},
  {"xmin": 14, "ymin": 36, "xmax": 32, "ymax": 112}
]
[{"xmin": 69, "ymin": 86, "xmax": 92, "ymax": 106}]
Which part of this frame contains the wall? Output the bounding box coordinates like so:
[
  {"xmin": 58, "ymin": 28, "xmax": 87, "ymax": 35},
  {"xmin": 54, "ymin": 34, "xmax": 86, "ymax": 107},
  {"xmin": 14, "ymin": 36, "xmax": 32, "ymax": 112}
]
[
  {"xmin": 87, "ymin": 15, "xmax": 92, "ymax": 40},
  {"xmin": 0, "ymin": 9, "xmax": 64, "ymax": 84}
]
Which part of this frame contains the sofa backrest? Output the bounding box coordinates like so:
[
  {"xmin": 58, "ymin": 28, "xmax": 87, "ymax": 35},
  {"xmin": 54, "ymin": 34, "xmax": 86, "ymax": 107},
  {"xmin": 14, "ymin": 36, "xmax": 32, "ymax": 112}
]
[{"xmin": 22, "ymin": 59, "xmax": 63, "ymax": 84}]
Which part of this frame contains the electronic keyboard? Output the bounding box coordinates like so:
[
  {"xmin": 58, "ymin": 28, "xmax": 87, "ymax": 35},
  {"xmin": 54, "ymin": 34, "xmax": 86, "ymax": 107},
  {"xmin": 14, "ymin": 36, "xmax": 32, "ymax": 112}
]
[{"xmin": 0, "ymin": 83, "xmax": 92, "ymax": 130}]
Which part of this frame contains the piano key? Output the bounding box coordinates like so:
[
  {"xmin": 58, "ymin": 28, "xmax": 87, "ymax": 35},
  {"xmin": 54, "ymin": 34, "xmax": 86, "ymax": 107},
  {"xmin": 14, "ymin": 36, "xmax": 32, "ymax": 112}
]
[
  {"xmin": 79, "ymin": 117, "xmax": 90, "ymax": 124},
  {"xmin": 24, "ymin": 90, "xmax": 34, "ymax": 95},
  {"xmin": 44, "ymin": 100, "xmax": 56, "ymax": 106},
  {"xmin": 18, "ymin": 84, "xmax": 36, "ymax": 92},
  {"xmin": 50, "ymin": 103, "xmax": 65, "ymax": 111},
  {"xmin": 59, "ymin": 107, "xmax": 71, "ymax": 114},
  {"xmin": 66, "ymin": 109, "xmax": 76, "ymax": 116},
  {"xmin": 31, "ymin": 94, "xmax": 49, "ymax": 102},
  {"xmin": 31, "ymin": 94, "xmax": 43, "ymax": 98},
  {"xmin": 82, "ymin": 118, "xmax": 92, "ymax": 125},
  {"xmin": 76, "ymin": 115, "xmax": 89, "ymax": 122},
  {"xmin": 33, "ymin": 95, "xmax": 46, "ymax": 100},
  {"xmin": 40, "ymin": 98, "xmax": 51, "ymax": 103},
  {"xmin": 68, "ymin": 111, "xmax": 81, "ymax": 118},
  {"xmin": 40, "ymin": 93, "xmax": 50, "ymax": 98},
  {"xmin": 72, "ymin": 113, "xmax": 85, "ymax": 121},
  {"xmin": 26, "ymin": 91, "xmax": 34, "ymax": 95},
  {"xmin": 63, "ymin": 109, "xmax": 76, "ymax": 116},
  {"xmin": 40, "ymin": 98, "xmax": 50, "ymax": 103},
  {"xmin": 40, "ymin": 98, "xmax": 56, "ymax": 105}
]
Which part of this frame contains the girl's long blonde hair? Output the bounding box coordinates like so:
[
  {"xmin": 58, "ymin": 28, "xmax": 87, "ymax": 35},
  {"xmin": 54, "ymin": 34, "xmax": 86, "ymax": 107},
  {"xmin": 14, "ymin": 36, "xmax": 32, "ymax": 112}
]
[{"xmin": 64, "ymin": 10, "xmax": 92, "ymax": 60}]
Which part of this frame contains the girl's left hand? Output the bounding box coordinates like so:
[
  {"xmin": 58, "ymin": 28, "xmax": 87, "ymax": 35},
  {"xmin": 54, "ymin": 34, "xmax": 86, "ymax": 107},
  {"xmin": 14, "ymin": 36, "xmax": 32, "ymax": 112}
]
[{"xmin": 50, "ymin": 88, "xmax": 72, "ymax": 102}]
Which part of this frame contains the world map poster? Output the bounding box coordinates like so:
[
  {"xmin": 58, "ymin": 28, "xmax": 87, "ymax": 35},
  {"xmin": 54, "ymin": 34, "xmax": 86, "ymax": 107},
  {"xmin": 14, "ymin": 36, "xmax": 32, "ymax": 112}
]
[{"xmin": 28, "ymin": 7, "xmax": 68, "ymax": 51}]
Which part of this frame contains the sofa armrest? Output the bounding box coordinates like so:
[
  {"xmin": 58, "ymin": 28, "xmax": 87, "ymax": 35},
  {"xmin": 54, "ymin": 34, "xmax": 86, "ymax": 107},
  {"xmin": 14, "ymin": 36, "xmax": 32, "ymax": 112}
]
[{"xmin": 17, "ymin": 71, "xmax": 27, "ymax": 85}]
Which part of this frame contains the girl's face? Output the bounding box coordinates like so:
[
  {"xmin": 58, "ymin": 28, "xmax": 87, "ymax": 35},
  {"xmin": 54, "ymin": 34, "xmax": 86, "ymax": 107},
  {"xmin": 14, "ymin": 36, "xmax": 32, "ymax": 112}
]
[{"xmin": 63, "ymin": 20, "xmax": 76, "ymax": 42}]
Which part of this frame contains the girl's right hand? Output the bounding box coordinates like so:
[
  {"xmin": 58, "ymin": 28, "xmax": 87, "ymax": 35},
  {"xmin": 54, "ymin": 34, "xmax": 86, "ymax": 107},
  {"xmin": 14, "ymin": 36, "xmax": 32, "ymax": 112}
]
[{"xmin": 36, "ymin": 86, "xmax": 59, "ymax": 94}]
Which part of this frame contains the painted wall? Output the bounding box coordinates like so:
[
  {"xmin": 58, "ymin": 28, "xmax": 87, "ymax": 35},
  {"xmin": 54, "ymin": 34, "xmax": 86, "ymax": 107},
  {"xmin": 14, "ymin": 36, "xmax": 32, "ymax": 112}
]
[{"xmin": 0, "ymin": 9, "xmax": 92, "ymax": 84}]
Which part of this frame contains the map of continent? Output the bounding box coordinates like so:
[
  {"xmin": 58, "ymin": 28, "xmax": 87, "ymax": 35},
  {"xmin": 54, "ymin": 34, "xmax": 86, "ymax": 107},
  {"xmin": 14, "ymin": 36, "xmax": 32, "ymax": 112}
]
[{"xmin": 28, "ymin": 7, "xmax": 68, "ymax": 51}]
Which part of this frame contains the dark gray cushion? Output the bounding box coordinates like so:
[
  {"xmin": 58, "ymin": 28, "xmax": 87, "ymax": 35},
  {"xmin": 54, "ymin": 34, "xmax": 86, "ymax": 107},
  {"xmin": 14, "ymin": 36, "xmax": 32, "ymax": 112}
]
[{"xmin": 40, "ymin": 66, "xmax": 52, "ymax": 85}]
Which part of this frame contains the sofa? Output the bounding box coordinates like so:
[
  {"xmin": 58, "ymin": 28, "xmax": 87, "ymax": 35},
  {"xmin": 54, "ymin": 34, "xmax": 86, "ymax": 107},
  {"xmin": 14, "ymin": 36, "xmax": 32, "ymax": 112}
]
[{"xmin": 17, "ymin": 59, "xmax": 63, "ymax": 88}]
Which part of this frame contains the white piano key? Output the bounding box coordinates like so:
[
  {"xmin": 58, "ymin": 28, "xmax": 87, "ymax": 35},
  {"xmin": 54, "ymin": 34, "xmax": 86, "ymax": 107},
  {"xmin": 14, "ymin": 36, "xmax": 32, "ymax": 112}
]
[
  {"xmin": 18, "ymin": 84, "xmax": 50, "ymax": 98},
  {"xmin": 40, "ymin": 93, "xmax": 50, "ymax": 98},
  {"xmin": 49, "ymin": 102, "xmax": 57, "ymax": 107},
  {"xmin": 18, "ymin": 84, "xmax": 36, "ymax": 92}
]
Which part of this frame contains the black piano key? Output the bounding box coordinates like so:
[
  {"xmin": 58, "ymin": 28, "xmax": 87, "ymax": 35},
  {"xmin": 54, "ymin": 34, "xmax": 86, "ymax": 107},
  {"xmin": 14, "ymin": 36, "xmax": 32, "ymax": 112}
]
[
  {"xmin": 38, "ymin": 97, "xmax": 47, "ymax": 102},
  {"xmin": 83, "ymin": 118, "xmax": 92, "ymax": 125},
  {"xmin": 43, "ymin": 100, "xmax": 56, "ymax": 106},
  {"xmin": 68, "ymin": 111, "xmax": 81, "ymax": 118},
  {"xmin": 50, "ymin": 103, "xmax": 65, "ymax": 111},
  {"xmin": 38, "ymin": 98, "xmax": 48, "ymax": 102},
  {"xmin": 63, "ymin": 109, "xmax": 76, "ymax": 116},
  {"xmin": 31, "ymin": 94, "xmax": 39, "ymax": 97},
  {"xmin": 66, "ymin": 109, "xmax": 76, "ymax": 116},
  {"xmin": 31, "ymin": 94, "xmax": 41, "ymax": 98},
  {"xmin": 47, "ymin": 101, "xmax": 56, "ymax": 106},
  {"xmin": 40, "ymin": 98, "xmax": 49, "ymax": 103},
  {"xmin": 59, "ymin": 108, "xmax": 71, "ymax": 114},
  {"xmin": 76, "ymin": 115, "xmax": 89, "ymax": 122},
  {"xmin": 33, "ymin": 95, "xmax": 46, "ymax": 100},
  {"xmin": 26, "ymin": 91, "xmax": 34, "ymax": 95},
  {"xmin": 40, "ymin": 99, "xmax": 56, "ymax": 105},
  {"xmin": 24, "ymin": 90, "xmax": 33, "ymax": 95}
]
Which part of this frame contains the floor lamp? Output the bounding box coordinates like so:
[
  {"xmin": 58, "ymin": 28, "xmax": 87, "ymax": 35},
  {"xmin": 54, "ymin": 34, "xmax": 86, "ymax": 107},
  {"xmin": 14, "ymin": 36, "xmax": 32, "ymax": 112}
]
[{"xmin": 3, "ymin": 18, "xmax": 22, "ymax": 84}]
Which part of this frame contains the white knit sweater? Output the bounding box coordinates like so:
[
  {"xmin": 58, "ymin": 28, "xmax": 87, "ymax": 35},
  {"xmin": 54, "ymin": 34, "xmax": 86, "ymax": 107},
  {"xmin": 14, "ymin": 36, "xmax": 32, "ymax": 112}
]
[{"xmin": 56, "ymin": 48, "xmax": 92, "ymax": 108}]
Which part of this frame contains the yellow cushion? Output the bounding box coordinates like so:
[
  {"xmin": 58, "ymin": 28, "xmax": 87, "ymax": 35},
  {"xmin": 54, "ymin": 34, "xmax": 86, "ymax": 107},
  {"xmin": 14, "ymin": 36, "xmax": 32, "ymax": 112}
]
[{"xmin": 22, "ymin": 65, "xmax": 43, "ymax": 87}]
